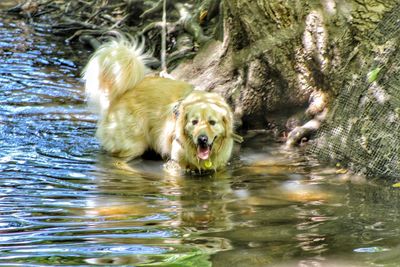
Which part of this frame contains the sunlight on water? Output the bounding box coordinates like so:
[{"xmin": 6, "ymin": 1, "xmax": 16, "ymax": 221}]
[{"xmin": 1, "ymin": 10, "xmax": 400, "ymax": 267}]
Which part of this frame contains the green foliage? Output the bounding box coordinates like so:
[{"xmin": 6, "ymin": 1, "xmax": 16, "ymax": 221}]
[
  {"xmin": 138, "ymin": 250, "xmax": 212, "ymax": 267},
  {"xmin": 367, "ymin": 67, "xmax": 381, "ymax": 83},
  {"xmin": 392, "ymin": 182, "xmax": 400, "ymax": 188}
]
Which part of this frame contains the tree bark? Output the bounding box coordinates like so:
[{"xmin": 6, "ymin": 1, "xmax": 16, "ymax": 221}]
[{"xmin": 173, "ymin": 0, "xmax": 398, "ymax": 131}]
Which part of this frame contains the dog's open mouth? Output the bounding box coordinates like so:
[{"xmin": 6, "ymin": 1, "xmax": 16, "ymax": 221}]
[{"xmin": 197, "ymin": 143, "xmax": 212, "ymax": 160}]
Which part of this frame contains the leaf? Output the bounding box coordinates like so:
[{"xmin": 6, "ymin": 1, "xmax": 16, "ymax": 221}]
[
  {"xmin": 336, "ymin": 168, "xmax": 348, "ymax": 174},
  {"xmin": 392, "ymin": 182, "xmax": 400, "ymax": 188},
  {"xmin": 367, "ymin": 67, "xmax": 381, "ymax": 83}
]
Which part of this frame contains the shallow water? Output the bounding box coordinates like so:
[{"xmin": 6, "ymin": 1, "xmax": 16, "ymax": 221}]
[{"xmin": 1, "ymin": 9, "xmax": 400, "ymax": 267}]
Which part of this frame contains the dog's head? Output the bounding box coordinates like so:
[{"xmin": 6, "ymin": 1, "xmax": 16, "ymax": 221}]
[{"xmin": 177, "ymin": 91, "xmax": 234, "ymax": 167}]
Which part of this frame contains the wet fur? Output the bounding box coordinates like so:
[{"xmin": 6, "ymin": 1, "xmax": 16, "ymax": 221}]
[{"xmin": 83, "ymin": 38, "xmax": 236, "ymax": 172}]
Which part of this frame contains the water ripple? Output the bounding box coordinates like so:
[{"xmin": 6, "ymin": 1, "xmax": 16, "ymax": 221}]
[{"xmin": 2, "ymin": 9, "xmax": 400, "ymax": 267}]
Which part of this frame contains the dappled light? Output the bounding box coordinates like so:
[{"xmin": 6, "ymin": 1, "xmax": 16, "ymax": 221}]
[{"xmin": 2, "ymin": 0, "xmax": 400, "ymax": 266}]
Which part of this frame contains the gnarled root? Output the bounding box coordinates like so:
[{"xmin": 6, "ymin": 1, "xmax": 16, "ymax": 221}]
[{"xmin": 285, "ymin": 91, "xmax": 328, "ymax": 147}]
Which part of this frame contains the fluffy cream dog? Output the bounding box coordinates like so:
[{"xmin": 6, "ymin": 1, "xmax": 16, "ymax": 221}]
[{"xmin": 83, "ymin": 38, "xmax": 241, "ymax": 173}]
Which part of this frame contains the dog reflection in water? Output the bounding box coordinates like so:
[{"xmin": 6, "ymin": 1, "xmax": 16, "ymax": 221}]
[{"xmin": 83, "ymin": 37, "xmax": 242, "ymax": 174}]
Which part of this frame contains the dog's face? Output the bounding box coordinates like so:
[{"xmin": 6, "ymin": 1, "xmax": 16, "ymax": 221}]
[
  {"xmin": 183, "ymin": 102, "xmax": 230, "ymax": 161},
  {"xmin": 173, "ymin": 91, "xmax": 235, "ymax": 170}
]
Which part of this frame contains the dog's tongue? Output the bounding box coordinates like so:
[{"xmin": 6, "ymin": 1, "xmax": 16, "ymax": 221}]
[{"xmin": 197, "ymin": 146, "xmax": 210, "ymax": 160}]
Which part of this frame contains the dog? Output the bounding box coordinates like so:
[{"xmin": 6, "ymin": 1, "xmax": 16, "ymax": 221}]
[{"xmin": 83, "ymin": 38, "xmax": 242, "ymax": 173}]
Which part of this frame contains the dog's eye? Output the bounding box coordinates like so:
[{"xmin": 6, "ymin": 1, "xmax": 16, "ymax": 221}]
[
  {"xmin": 192, "ymin": 120, "xmax": 198, "ymax": 125},
  {"xmin": 209, "ymin": 120, "xmax": 216, "ymax": 126}
]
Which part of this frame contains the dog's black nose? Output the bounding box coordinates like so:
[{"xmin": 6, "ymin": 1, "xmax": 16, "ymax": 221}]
[{"xmin": 197, "ymin": 135, "xmax": 208, "ymax": 146}]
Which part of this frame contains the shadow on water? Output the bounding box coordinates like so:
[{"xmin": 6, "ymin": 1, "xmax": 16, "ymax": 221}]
[{"xmin": 2, "ymin": 6, "xmax": 400, "ymax": 267}]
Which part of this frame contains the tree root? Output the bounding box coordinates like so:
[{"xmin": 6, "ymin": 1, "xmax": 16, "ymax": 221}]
[
  {"xmin": 285, "ymin": 116, "xmax": 323, "ymax": 147},
  {"xmin": 8, "ymin": 0, "xmax": 221, "ymax": 72},
  {"xmin": 285, "ymin": 91, "xmax": 329, "ymax": 147}
]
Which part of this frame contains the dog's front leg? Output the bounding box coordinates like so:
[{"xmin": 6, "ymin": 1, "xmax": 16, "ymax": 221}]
[{"xmin": 166, "ymin": 138, "xmax": 187, "ymax": 173}]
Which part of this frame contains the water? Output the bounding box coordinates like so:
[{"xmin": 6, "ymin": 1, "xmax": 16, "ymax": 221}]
[{"xmin": 1, "ymin": 7, "xmax": 400, "ymax": 267}]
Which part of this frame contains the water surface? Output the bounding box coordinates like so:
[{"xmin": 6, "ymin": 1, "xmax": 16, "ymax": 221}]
[{"xmin": 1, "ymin": 9, "xmax": 400, "ymax": 267}]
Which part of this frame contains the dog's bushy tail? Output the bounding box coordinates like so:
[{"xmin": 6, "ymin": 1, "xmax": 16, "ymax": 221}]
[{"xmin": 82, "ymin": 37, "xmax": 150, "ymax": 114}]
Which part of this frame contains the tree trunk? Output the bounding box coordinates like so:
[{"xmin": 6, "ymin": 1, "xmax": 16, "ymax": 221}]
[
  {"xmin": 172, "ymin": 0, "xmax": 400, "ymax": 179},
  {"xmin": 173, "ymin": 0, "xmax": 398, "ymax": 129}
]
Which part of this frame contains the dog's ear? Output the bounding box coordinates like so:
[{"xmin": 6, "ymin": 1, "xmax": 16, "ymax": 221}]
[
  {"xmin": 222, "ymin": 110, "xmax": 233, "ymax": 136},
  {"xmin": 223, "ymin": 114, "xmax": 243, "ymax": 143}
]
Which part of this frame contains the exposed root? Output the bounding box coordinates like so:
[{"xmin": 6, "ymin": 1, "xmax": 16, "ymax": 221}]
[
  {"xmin": 285, "ymin": 91, "xmax": 329, "ymax": 147},
  {"xmin": 8, "ymin": 0, "xmax": 221, "ymax": 72}
]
